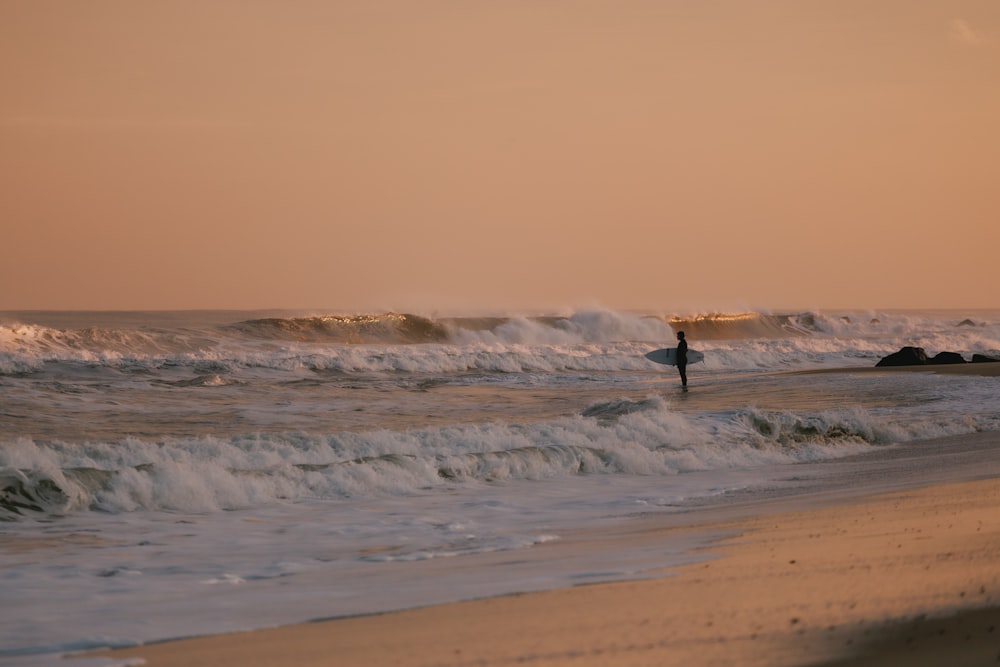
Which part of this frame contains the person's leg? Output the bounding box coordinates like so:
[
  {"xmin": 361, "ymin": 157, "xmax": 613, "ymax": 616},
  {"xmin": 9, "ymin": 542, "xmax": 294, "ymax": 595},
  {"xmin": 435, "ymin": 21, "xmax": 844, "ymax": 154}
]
[{"xmin": 678, "ymin": 363, "xmax": 687, "ymax": 387}]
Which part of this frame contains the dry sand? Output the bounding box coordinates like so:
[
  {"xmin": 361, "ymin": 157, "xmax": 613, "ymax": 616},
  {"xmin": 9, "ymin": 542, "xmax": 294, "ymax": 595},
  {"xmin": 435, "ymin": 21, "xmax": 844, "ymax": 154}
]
[{"xmin": 89, "ymin": 475, "xmax": 1000, "ymax": 667}]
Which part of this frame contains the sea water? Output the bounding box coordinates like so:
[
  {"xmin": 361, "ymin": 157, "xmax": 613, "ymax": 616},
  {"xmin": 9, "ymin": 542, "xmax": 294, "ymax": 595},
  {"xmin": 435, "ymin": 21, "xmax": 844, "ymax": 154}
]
[{"xmin": 2, "ymin": 308, "xmax": 999, "ymax": 665}]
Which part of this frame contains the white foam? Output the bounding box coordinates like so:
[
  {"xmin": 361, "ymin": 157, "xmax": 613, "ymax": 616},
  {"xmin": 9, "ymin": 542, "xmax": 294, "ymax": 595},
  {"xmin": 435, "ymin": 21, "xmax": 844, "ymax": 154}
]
[{"xmin": 6, "ymin": 381, "xmax": 997, "ymax": 521}]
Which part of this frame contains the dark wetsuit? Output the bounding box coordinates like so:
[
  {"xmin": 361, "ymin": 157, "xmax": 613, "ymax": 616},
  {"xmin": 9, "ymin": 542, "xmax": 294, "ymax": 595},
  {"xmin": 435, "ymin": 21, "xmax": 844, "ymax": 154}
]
[{"xmin": 676, "ymin": 337, "xmax": 688, "ymax": 387}]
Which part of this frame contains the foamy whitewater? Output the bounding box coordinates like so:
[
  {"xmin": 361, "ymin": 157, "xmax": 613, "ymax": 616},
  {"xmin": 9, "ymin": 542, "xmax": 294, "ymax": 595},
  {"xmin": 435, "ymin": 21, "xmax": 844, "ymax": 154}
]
[{"xmin": 2, "ymin": 308, "xmax": 1000, "ymax": 665}]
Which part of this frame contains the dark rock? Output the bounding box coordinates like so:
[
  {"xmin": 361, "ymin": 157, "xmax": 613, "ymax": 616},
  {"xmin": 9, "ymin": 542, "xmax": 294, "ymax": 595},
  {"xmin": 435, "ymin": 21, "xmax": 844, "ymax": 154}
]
[
  {"xmin": 869, "ymin": 318, "xmax": 881, "ymax": 325},
  {"xmin": 928, "ymin": 352, "xmax": 966, "ymax": 365},
  {"xmin": 972, "ymin": 354, "xmax": 1000, "ymax": 363},
  {"xmin": 876, "ymin": 347, "xmax": 928, "ymax": 367},
  {"xmin": 957, "ymin": 319, "xmax": 978, "ymax": 327}
]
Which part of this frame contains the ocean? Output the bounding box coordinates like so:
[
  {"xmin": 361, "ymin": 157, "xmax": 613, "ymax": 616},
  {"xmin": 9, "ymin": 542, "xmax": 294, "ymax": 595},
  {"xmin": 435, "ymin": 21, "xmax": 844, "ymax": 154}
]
[{"xmin": 2, "ymin": 308, "xmax": 999, "ymax": 666}]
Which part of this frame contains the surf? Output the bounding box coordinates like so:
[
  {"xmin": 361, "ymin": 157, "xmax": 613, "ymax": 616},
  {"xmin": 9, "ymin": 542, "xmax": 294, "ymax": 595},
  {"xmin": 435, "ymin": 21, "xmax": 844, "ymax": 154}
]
[{"xmin": 6, "ymin": 386, "xmax": 997, "ymax": 522}]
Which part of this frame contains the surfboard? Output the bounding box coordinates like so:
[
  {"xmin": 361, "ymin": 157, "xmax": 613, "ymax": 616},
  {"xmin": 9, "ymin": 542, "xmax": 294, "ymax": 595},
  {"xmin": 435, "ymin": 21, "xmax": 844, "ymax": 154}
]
[{"xmin": 644, "ymin": 347, "xmax": 704, "ymax": 366}]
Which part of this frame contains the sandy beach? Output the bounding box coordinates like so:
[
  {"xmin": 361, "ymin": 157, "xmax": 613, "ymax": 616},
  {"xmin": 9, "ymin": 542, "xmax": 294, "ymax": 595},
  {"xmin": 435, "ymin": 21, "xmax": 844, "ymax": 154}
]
[{"xmin": 89, "ymin": 470, "xmax": 1000, "ymax": 667}]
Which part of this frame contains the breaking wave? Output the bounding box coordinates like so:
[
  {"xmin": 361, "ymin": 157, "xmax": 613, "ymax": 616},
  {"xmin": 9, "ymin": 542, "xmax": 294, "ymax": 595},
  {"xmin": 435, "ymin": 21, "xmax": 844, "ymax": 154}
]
[
  {"xmin": 4, "ymin": 395, "xmax": 992, "ymax": 521},
  {"xmin": 226, "ymin": 313, "xmax": 452, "ymax": 343},
  {"xmin": 2, "ymin": 308, "xmax": 999, "ymax": 377}
]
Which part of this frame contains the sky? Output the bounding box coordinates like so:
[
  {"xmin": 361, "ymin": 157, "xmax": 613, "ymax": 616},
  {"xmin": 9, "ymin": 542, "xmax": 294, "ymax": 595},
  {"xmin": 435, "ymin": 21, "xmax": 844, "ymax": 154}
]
[{"xmin": 2, "ymin": 1, "xmax": 998, "ymax": 313}]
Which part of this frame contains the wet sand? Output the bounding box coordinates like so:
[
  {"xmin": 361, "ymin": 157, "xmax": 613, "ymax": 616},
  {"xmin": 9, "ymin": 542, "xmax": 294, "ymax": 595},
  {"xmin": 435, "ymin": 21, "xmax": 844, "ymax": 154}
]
[
  {"xmin": 795, "ymin": 361, "xmax": 1000, "ymax": 377},
  {"xmin": 88, "ymin": 472, "xmax": 1000, "ymax": 667}
]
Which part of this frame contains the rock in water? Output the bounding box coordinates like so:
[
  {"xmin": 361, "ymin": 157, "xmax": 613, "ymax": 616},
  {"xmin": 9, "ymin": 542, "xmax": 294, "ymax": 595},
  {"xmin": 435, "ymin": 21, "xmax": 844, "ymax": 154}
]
[
  {"xmin": 972, "ymin": 354, "xmax": 1000, "ymax": 363},
  {"xmin": 876, "ymin": 347, "xmax": 928, "ymax": 367},
  {"xmin": 928, "ymin": 352, "xmax": 966, "ymax": 365}
]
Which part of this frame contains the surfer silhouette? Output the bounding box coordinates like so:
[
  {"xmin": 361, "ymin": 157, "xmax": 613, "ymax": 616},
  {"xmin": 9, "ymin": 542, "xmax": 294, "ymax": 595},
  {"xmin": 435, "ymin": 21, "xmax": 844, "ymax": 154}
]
[{"xmin": 676, "ymin": 331, "xmax": 688, "ymax": 389}]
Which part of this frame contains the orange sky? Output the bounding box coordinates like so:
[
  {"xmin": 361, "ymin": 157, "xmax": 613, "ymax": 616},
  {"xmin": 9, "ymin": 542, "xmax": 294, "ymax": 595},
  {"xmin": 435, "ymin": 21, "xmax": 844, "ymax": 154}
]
[{"xmin": 2, "ymin": 1, "xmax": 998, "ymax": 312}]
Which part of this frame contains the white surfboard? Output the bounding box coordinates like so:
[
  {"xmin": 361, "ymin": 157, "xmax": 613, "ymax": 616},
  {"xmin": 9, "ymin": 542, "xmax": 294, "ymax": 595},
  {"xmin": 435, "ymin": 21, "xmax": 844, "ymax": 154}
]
[{"xmin": 644, "ymin": 347, "xmax": 704, "ymax": 366}]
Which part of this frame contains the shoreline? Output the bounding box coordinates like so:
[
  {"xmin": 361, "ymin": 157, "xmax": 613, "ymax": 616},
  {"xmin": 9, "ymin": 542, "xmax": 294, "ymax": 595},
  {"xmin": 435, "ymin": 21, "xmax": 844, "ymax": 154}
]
[
  {"xmin": 790, "ymin": 362, "xmax": 1000, "ymax": 377},
  {"xmin": 88, "ymin": 473, "xmax": 1000, "ymax": 667}
]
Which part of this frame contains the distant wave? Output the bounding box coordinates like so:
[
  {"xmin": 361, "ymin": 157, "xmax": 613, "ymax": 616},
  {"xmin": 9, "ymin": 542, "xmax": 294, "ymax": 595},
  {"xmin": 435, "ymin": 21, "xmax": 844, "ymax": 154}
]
[
  {"xmin": 226, "ymin": 313, "xmax": 452, "ymax": 344},
  {"xmin": 226, "ymin": 311, "xmax": 673, "ymax": 345},
  {"xmin": 3, "ymin": 309, "xmax": 999, "ymax": 376},
  {"xmin": 226, "ymin": 311, "xmax": 823, "ymax": 344},
  {"xmin": 225, "ymin": 310, "xmax": 994, "ymax": 345},
  {"xmin": 222, "ymin": 311, "xmax": 843, "ymax": 345},
  {"xmin": 667, "ymin": 313, "xmax": 814, "ymax": 339}
]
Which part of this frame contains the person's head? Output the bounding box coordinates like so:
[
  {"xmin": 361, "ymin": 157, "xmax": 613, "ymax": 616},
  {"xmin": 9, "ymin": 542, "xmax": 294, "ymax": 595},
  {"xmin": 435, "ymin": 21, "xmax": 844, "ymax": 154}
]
[{"xmin": 676, "ymin": 331, "xmax": 685, "ymax": 340}]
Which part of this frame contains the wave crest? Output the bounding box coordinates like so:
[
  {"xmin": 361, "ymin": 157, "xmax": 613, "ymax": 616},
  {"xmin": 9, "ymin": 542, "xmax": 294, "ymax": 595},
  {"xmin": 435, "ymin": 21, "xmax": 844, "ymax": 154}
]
[
  {"xmin": 227, "ymin": 313, "xmax": 450, "ymax": 344},
  {"xmin": 667, "ymin": 313, "xmax": 816, "ymax": 340}
]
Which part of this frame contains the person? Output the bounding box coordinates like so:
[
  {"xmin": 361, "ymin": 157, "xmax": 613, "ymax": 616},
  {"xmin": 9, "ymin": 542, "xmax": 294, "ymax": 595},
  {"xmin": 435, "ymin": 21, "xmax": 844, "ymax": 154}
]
[{"xmin": 675, "ymin": 330, "xmax": 688, "ymax": 389}]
